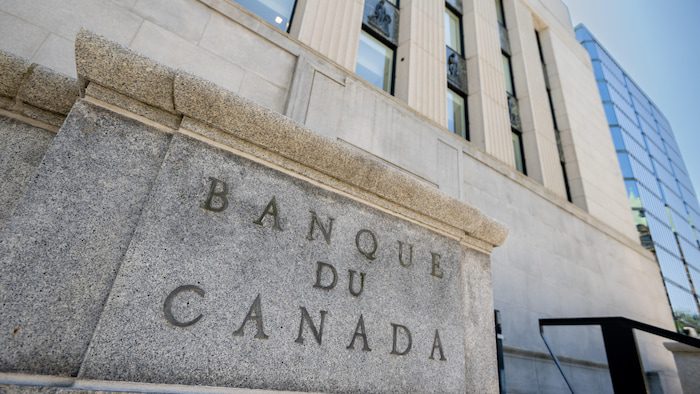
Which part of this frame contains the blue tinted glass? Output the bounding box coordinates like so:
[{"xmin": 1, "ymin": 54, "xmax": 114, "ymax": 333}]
[
  {"xmin": 616, "ymin": 153, "xmax": 633, "ymax": 178},
  {"xmin": 602, "ymin": 102, "xmax": 618, "ymax": 125},
  {"xmin": 647, "ymin": 213, "xmax": 680, "ymax": 255},
  {"xmin": 610, "ymin": 127, "xmax": 625, "ymax": 150},
  {"xmin": 233, "ymin": 0, "xmax": 296, "ymax": 31},
  {"xmin": 665, "ymin": 281, "xmax": 699, "ymax": 316},
  {"xmin": 657, "ymin": 247, "xmax": 690, "ymax": 288},
  {"xmin": 356, "ymin": 31, "xmax": 394, "ymax": 93},
  {"xmin": 596, "ymin": 81, "xmax": 612, "ymax": 102}
]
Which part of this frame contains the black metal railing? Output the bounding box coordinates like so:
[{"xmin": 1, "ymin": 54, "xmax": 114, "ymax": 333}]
[
  {"xmin": 446, "ymin": 46, "xmax": 468, "ymax": 94},
  {"xmin": 363, "ymin": 0, "xmax": 399, "ymax": 46},
  {"xmin": 539, "ymin": 316, "xmax": 700, "ymax": 393}
]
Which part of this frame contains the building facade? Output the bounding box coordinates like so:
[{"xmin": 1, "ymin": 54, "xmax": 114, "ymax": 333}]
[
  {"xmin": 577, "ymin": 25, "xmax": 700, "ymax": 331},
  {"xmin": 0, "ymin": 0, "xmax": 688, "ymax": 392}
]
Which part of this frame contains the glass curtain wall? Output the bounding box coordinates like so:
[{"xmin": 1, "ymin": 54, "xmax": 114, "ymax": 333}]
[{"xmin": 577, "ymin": 25, "xmax": 700, "ymax": 331}]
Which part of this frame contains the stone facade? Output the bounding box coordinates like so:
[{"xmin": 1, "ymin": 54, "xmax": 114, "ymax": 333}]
[{"xmin": 0, "ymin": 0, "xmax": 684, "ymax": 392}]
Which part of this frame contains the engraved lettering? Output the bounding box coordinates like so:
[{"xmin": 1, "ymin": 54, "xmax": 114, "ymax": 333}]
[
  {"xmin": 390, "ymin": 323, "xmax": 412, "ymax": 356},
  {"xmin": 233, "ymin": 294, "xmax": 269, "ymax": 339},
  {"xmin": 430, "ymin": 252, "xmax": 443, "ymax": 278},
  {"xmin": 313, "ymin": 261, "xmax": 338, "ymax": 290},
  {"xmin": 429, "ymin": 329, "xmax": 447, "ymax": 361},
  {"xmin": 397, "ymin": 241, "xmax": 413, "ymax": 267},
  {"xmin": 348, "ymin": 269, "xmax": 365, "ymax": 297},
  {"xmin": 347, "ymin": 314, "xmax": 371, "ymax": 351},
  {"xmin": 294, "ymin": 307, "xmax": 327, "ymax": 345},
  {"xmin": 253, "ymin": 196, "xmax": 282, "ymax": 230},
  {"xmin": 163, "ymin": 285, "xmax": 205, "ymax": 327},
  {"xmin": 355, "ymin": 229, "xmax": 378, "ymax": 260},
  {"xmin": 306, "ymin": 210, "xmax": 334, "ymax": 244},
  {"xmin": 201, "ymin": 177, "xmax": 228, "ymax": 212}
]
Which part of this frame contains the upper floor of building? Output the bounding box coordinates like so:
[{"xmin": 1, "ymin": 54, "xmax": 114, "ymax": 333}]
[{"xmin": 0, "ymin": 0, "xmax": 639, "ymax": 241}]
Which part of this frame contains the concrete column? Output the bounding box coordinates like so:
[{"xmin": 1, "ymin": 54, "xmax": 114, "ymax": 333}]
[
  {"xmin": 542, "ymin": 28, "xmax": 638, "ymax": 239},
  {"xmin": 504, "ymin": 0, "xmax": 567, "ymax": 197},
  {"xmin": 462, "ymin": 0, "xmax": 515, "ymax": 167},
  {"xmin": 394, "ymin": 0, "xmax": 447, "ymax": 127},
  {"xmin": 291, "ymin": 0, "xmax": 364, "ymax": 71}
]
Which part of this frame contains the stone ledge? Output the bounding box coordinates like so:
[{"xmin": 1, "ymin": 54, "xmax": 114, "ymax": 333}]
[
  {"xmin": 0, "ymin": 50, "xmax": 79, "ymax": 129},
  {"xmin": 664, "ymin": 341, "xmax": 700, "ymax": 353},
  {"xmin": 73, "ymin": 29, "xmax": 508, "ymax": 249}
]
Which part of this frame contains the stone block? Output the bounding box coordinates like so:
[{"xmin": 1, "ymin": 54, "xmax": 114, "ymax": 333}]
[
  {"xmin": 75, "ymin": 29, "xmax": 176, "ymax": 113},
  {"xmin": 0, "ymin": 50, "xmax": 31, "ymax": 98},
  {"xmin": 128, "ymin": 21, "xmax": 246, "ymax": 94},
  {"xmin": 0, "ymin": 116, "xmax": 54, "ymax": 226},
  {"xmin": 131, "ymin": 0, "xmax": 212, "ymax": 43},
  {"xmin": 664, "ymin": 342, "xmax": 700, "ymax": 394},
  {"xmin": 17, "ymin": 65, "xmax": 79, "ymax": 115},
  {"xmin": 31, "ymin": 34, "xmax": 75, "ymax": 78},
  {"xmin": 0, "ymin": 0, "xmax": 142, "ymax": 47},
  {"xmin": 199, "ymin": 13, "xmax": 295, "ymax": 89},
  {"xmin": 0, "ymin": 11, "xmax": 49, "ymax": 59},
  {"xmin": 0, "ymin": 101, "xmax": 171, "ymax": 376},
  {"xmin": 77, "ymin": 132, "xmax": 492, "ymax": 393}
]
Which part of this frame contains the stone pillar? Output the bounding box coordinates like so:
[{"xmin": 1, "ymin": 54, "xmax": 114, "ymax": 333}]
[
  {"xmin": 664, "ymin": 342, "xmax": 700, "ymax": 394},
  {"xmin": 462, "ymin": 0, "xmax": 515, "ymax": 167},
  {"xmin": 503, "ymin": 0, "xmax": 567, "ymax": 197},
  {"xmin": 292, "ymin": 0, "xmax": 364, "ymax": 71},
  {"xmin": 395, "ymin": 0, "xmax": 447, "ymax": 127}
]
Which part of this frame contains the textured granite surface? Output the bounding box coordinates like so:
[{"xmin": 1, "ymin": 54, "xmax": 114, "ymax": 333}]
[
  {"xmin": 75, "ymin": 29, "xmax": 176, "ymax": 113},
  {"xmin": 0, "ymin": 101, "xmax": 171, "ymax": 376},
  {"xmin": 0, "ymin": 51, "xmax": 31, "ymax": 98},
  {"xmin": 0, "ymin": 116, "xmax": 54, "ymax": 226},
  {"xmin": 76, "ymin": 133, "xmax": 491, "ymax": 392}
]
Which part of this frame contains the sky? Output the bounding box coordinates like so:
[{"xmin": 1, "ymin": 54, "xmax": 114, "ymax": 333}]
[{"xmin": 564, "ymin": 0, "xmax": 700, "ymax": 198}]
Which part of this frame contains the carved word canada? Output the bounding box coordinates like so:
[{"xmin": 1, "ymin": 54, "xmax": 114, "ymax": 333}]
[{"xmin": 162, "ymin": 177, "xmax": 451, "ymax": 361}]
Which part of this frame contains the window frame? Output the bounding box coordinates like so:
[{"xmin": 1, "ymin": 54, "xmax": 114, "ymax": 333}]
[
  {"xmin": 447, "ymin": 87, "xmax": 469, "ymax": 140},
  {"xmin": 358, "ymin": 0, "xmax": 400, "ymax": 95},
  {"xmin": 444, "ymin": 2, "xmax": 464, "ymax": 56},
  {"xmin": 357, "ymin": 27, "xmax": 397, "ymax": 95},
  {"xmin": 232, "ymin": 0, "xmax": 298, "ymax": 33}
]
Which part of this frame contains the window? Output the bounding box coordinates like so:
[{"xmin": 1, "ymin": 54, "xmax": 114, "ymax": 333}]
[
  {"xmin": 356, "ymin": 31, "xmax": 395, "ymax": 93},
  {"xmin": 495, "ymin": 0, "xmax": 505, "ymax": 26},
  {"xmin": 495, "ymin": 0, "xmax": 525, "ymax": 174},
  {"xmin": 512, "ymin": 130, "xmax": 526, "ymax": 174},
  {"xmin": 357, "ymin": 0, "xmax": 399, "ymax": 94},
  {"xmin": 444, "ymin": 8, "xmax": 462, "ymax": 55},
  {"xmin": 233, "ymin": 0, "xmax": 296, "ymax": 32},
  {"xmin": 444, "ymin": 1, "xmax": 468, "ymax": 140},
  {"xmin": 502, "ymin": 54, "xmax": 514, "ymax": 96},
  {"xmin": 447, "ymin": 89, "xmax": 467, "ymax": 138}
]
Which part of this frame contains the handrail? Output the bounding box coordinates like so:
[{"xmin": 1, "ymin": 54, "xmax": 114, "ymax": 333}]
[
  {"xmin": 538, "ymin": 316, "xmax": 700, "ymax": 393},
  {"xmin": 540, "ymin": 317, "xmax": 700, "ymax": 348}
]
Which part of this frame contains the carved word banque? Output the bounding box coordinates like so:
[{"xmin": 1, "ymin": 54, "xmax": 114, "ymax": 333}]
[{"xmin": 161, "ymin": 177, "xmax": 453, "ymax": 361}]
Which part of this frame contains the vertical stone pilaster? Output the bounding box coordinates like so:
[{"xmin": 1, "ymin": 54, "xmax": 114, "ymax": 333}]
[
  {"xmin": 292, "ymin": 0, "xmax": 364, "ymax": 71},
  {"xmin": 504, "ymin": 0, "xmax": 567, "ymax": 197},
  {"xmin": 462, "ymin": 0, "xmax": 515, "ymax": 167},
  {"xmin": 395, "ymin": 0, "xmax": 447, "ymax": 127}
]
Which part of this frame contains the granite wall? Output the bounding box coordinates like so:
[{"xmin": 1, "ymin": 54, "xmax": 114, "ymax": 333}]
[{"xmin": 0, "ymin": 32, "xmax": 507, "ymax": 393}]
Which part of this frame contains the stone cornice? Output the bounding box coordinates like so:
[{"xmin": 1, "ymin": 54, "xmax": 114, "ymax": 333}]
[{"xmin": 74, "ymin": 29, "xmax": 508, "ymax": 249}]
